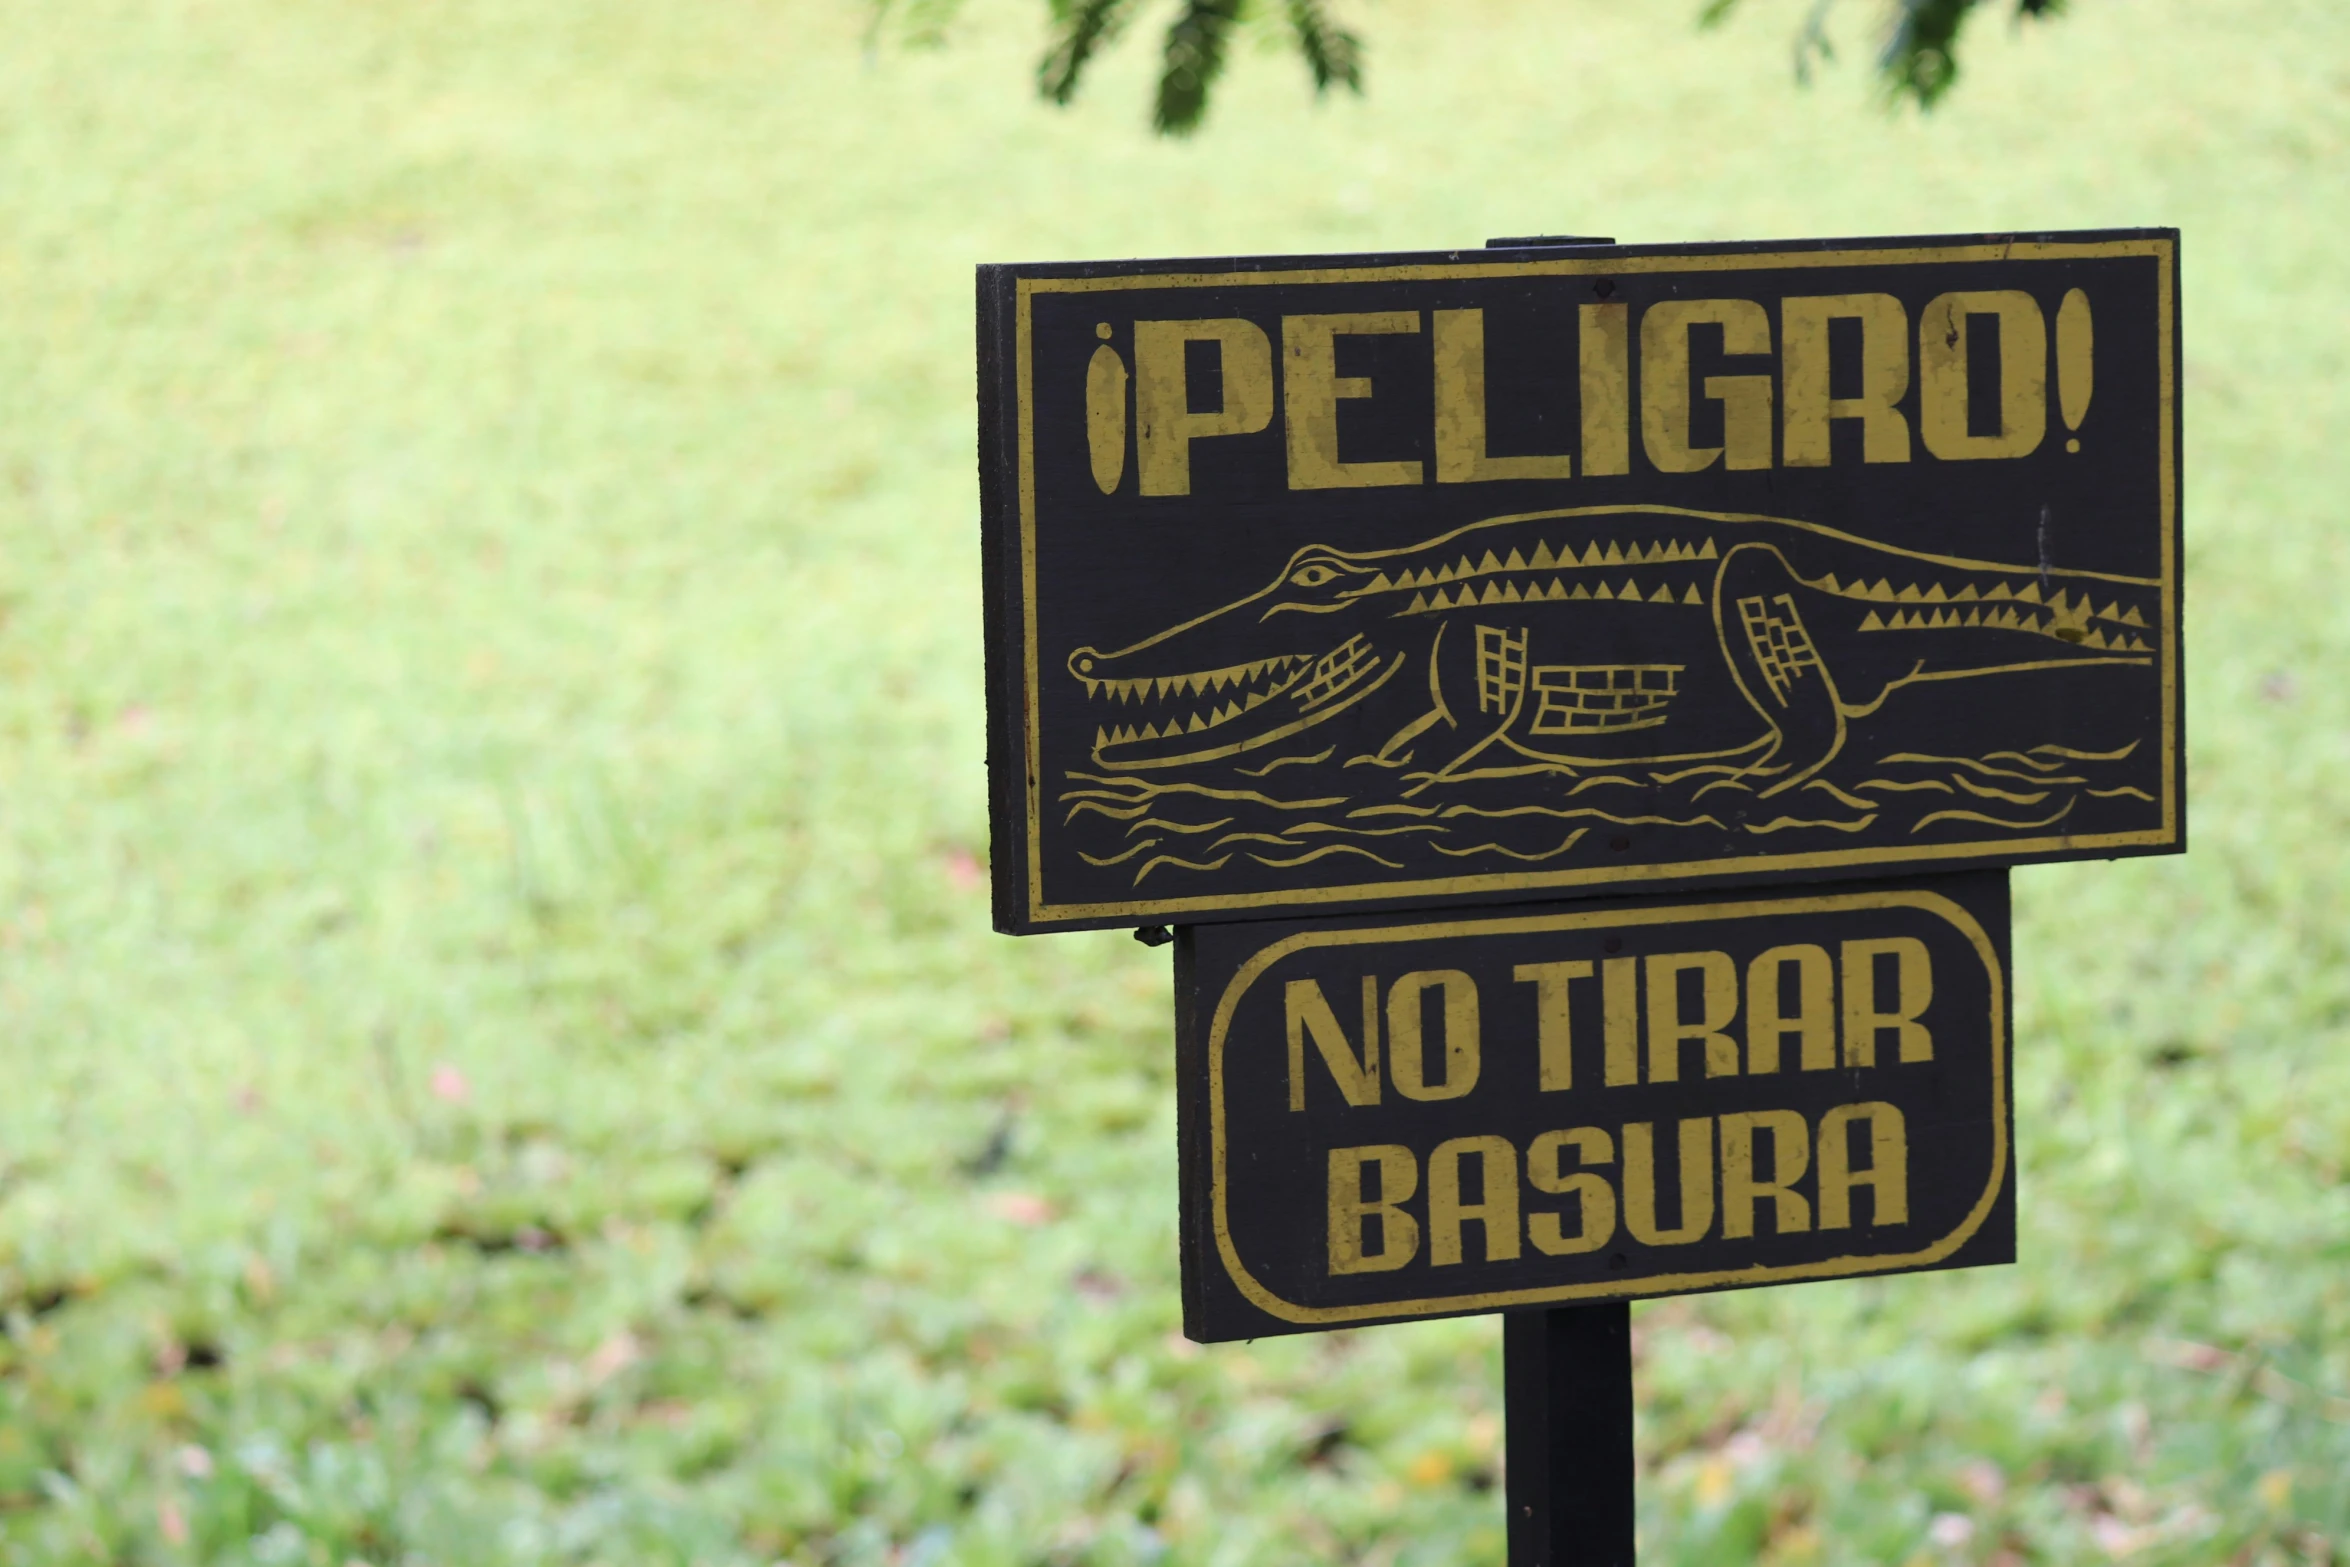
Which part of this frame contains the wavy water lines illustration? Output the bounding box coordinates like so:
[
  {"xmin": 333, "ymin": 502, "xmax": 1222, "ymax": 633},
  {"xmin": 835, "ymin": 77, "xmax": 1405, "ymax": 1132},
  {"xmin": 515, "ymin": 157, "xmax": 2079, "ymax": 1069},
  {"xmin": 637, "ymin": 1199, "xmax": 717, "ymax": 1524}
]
[
  {"xmin": 1248, "ymin": 843, "xmax": 1406, "ymax": 871},
  {"xmin": 1745, "ymin": 814, "xmax": 1880, "ymax": 835},
  {"xmin": 1286, "ymin": 820, "xmax": 1448, "ymax": 839},
  {"xmin": 1431, "ymin": 830, "xmax": 1590, "ymax": 861},
  {"xmin": 1080, "ymin": 839, "xmax": 1160, "ymax": 867},
  {"xmin": 1914, "ymin": 800, "xmax": 2078, "ymax": 833},
  {"xmin": 1064, "ymin": 737, "xmax": 2146, "ymax": 885},
  {"xmin": 1801, "ymin": 779, "xmax": 1880, "ymax": 812},
  {"xmin": 1134, "ymin": 852, "xmax": 1232, "ymax": 882},
  {"xmin": 1236, "ymin": 748, "xmax": 1336, "ymax": 777},
  {"xmin": 1952, "ymin": 774, "xmax": 2053, "ymax": 805}
]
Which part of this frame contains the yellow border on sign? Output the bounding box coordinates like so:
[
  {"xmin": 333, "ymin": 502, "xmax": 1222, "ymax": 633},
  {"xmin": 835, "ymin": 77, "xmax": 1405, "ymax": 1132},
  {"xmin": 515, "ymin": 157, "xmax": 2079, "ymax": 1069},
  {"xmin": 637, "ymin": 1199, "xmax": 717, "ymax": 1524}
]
[
  {"xmin": 1205, "ymin": 887, "xmax": 2008, "ymax": 1322},
  {"xmin": 1012, "ymin": 238, "xmax": 2181, "ymax": 926}
]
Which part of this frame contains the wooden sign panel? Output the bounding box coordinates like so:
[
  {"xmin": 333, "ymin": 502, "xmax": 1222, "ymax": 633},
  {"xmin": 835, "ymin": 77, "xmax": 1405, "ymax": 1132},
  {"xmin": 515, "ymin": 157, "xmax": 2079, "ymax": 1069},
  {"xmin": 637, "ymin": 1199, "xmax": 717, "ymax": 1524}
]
[
  {"xmin": 978, "ymin": 232, "xmax": 2181, "ymax": 933},
  {"xmin": 1173, "ymin": 874, "xmax": 2012, "ymax": 1341}
]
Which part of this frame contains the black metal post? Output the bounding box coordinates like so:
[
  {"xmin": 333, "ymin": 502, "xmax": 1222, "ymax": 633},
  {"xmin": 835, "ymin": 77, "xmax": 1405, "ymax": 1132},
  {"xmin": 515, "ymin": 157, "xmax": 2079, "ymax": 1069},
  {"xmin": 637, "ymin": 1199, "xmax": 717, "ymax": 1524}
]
[{"xmin": 1504, "ymin": 1304, "xmax": 1636, "ymax": 1566}]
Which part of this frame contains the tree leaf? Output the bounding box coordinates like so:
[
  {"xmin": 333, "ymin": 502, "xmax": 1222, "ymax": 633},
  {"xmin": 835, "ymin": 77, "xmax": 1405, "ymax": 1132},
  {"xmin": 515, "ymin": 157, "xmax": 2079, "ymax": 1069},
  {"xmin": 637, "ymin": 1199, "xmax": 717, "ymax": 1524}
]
[
  {"xmin": 1155, "ymin": 0, "xmax": 1247, "ymax": 137},
  {"xmin": 1285, "ymin": 0, "xmax": 1364, "ymax": 98},
  {"xmin": 1039, "ymin": 0, "xmax": 1143, "ymax": 107}
]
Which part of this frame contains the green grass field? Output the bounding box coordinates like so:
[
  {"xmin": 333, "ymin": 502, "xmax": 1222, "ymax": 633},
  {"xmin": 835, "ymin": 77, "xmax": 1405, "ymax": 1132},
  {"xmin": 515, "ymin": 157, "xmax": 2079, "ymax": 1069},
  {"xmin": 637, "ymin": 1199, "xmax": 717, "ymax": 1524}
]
[{"xmin": 2, "ymin": 0, "xmax": 2347, "ymax": 1560}]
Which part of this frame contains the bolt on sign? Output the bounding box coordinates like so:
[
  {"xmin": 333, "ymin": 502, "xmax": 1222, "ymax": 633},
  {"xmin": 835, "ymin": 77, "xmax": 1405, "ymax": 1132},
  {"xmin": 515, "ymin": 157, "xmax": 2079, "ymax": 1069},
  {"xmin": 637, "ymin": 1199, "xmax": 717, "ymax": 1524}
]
[
  {"xmin": 1172, "ymin": 872, "xmax": 2012, "ymax": 1342},
  {"xmin": 977, "ymin": 232, "xmax": 2183, "ymax": 934}
]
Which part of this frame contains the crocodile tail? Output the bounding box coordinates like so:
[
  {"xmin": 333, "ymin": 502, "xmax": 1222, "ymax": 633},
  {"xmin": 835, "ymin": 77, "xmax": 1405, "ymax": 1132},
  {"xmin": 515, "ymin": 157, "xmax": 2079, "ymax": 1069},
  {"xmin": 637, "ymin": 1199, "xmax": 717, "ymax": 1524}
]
[{"xmin": 1713, "ymin": 544, "xmax": 1847, "ymax": 798}]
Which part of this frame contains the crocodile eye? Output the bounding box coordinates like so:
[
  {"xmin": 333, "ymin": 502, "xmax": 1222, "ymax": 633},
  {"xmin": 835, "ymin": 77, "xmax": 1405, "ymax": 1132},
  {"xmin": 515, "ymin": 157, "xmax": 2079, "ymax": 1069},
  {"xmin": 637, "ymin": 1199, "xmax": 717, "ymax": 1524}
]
[
  {"xmin": 1290, "ymin": 564, "xmax": 1340, "ymax": 589},
  {"xmin": 1077, "ymin": 656, "xmax": 1095, "ymax": 673}
]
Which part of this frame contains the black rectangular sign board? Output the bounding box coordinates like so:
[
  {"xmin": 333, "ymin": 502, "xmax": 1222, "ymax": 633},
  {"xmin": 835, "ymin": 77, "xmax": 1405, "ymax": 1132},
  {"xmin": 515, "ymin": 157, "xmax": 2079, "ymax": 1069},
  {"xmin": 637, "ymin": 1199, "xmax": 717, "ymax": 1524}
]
[
  {"xmin": 1174, "ymin": 873, "xmax": 2013, "ymax": 1341},
  {"xmin": 978, "ymin": 232, "xmax": 2181, "ymax": 934}
]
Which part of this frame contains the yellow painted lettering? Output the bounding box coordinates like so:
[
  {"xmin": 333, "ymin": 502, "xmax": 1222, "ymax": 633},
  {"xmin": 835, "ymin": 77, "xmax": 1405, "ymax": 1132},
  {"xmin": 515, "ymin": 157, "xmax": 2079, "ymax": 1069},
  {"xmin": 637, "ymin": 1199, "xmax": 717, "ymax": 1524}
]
[
  {"xmin": 1719, "ymin": 1109, "xmax": 1813, "ymax": 1238},
  {"xmin": 1085, "ymin": 341, "xmax": 1130, "ymax": 493},
  {"xmin": 1527, "ymin": 1127, "xmax": 1616, "ymax": 1256},
  {"xmin": 1601, "ymin": 955, "xmax": 1640, "ymax": 1086},
  {"xmin": 1513, "ymin": 960, "xmax": 1593, "ymax": 1091},
  {"xmin": 1387, "ymin": 969, "xmax": 1480, "ymax": 1101},
  {"xmin": 1428, "ymin": 1135, "xmax": 1522, "ymax": 1265},
  {"xmin": 1644, "ymin": 950, "xmax": 1739, "ymax": 1082},
  {"xmin": 1328, "ymin": 1145, "xmax": 1421, "ymax": 1273},
  {"xmin": 1745, "ymin": 943, "xmax": 1836, "ymax": 1073},
  {"xmin": 1434, "ymin": 309, "xmax": 1573, "ymax": 483},
  {"xmin": 1283, "ymin": 312, "xmax": 1424, "ymax": 489},
  {"xmin": 1840, "ymin": 938, "xmax": 1934, "ymax": 1066},
  {"xmin": 1781, "ymin": 293, "xmax": 1911, "ymax": 465},
  {"xmin": 1621, "ymin": 1118, "xmax": 1715, "ymax": 1245},
  {"xmin": 1817, "ymin": 1102, "xmax": 1909, "ymax": 1228},
  {"xmin": 1286, "ymin": 976, "xmax": 1381, "ymax": 1109},
  {"xmin": 1578, "ymin": 302, "xmax": 1632, "ymax": 477},
  {"xmin": 1133, "ymin": 318, "xmax": 1275, "ymax": 496},
  {"xmin": 1919, "ymin": 290, "xmax": 2047, "ymax": 461},
  {"xmin": 1640, "ymin": 299, "xmax": 1774, "ymax": 473}
]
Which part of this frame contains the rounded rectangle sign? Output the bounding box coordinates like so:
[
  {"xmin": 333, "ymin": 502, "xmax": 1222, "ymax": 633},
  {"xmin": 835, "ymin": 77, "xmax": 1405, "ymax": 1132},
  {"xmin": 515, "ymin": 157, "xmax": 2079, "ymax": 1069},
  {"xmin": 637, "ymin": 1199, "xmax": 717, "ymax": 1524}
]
[
  {"xmin": 978, "ymin": 233, "xmax": 2182, "ymax": 933},
  {"xmin": 1174, "ymin": 873, "xmax": 2013, "ymax": 1341}
]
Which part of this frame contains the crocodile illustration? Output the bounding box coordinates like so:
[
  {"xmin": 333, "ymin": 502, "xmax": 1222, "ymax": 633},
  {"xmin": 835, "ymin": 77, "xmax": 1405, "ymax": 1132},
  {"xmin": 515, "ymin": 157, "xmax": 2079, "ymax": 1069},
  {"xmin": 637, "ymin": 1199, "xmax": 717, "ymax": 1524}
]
[{"xmin": 1065, "ymin": 504, "xmax": 2159, "ymax": 801}]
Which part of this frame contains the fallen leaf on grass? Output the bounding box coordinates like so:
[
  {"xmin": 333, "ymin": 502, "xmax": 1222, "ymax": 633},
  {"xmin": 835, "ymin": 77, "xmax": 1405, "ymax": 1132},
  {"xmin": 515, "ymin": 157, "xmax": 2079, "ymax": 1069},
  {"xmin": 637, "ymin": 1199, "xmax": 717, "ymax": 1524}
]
[
  {"xmin": 2091, "ymin": 1513, "xmax": 2141, "ymax": 1557},
  {"xmin": 1406, "ymin": 1450, "xmax": 1452, "ymax": 1486},
  {"xmin": 983, "ymin": 1191, "xmax": 1054, "ymax": 1225},
  {"xmin": 1072, "ymin": 1268, "xmax": 1123, "ymax": 1303},
  {"xmin": 941, "ymin": 847, "xmax": 985, "ymax": 890},
  {"xmin": 585, "ymin": 1331, "xmax": 641, "ymax": 1385},
  {"xmin": 1957, "ymin": 1458, "xmax": 2006, "ymax": 1505}
]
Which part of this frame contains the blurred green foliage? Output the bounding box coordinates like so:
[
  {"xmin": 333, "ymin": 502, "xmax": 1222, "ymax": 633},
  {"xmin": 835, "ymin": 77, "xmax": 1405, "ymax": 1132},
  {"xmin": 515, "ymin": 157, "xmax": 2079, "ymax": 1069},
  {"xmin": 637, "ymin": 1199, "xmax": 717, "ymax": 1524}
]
[
  {"xmin": 0, "ymin": 0, "xmax": 2345, "ymax": 1562},
  {"xmin": 899, "ymin": 0, "xmax": 2069, "ymax": 136}
]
